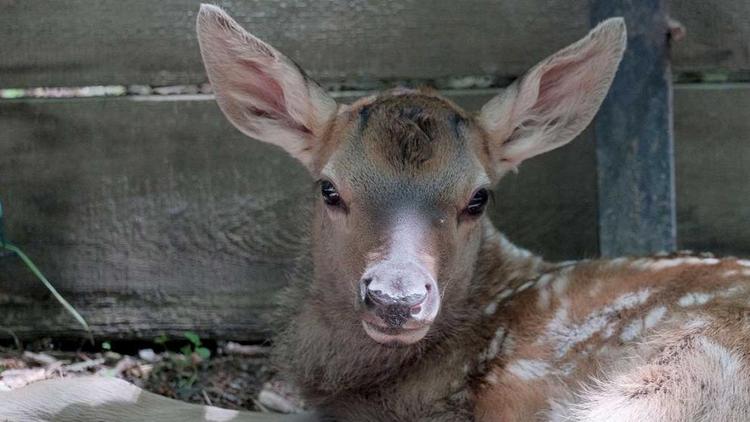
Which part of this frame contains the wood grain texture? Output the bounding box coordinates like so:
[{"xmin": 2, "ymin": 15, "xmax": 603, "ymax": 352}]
[
  {"xmin": 593, "ymin": 0, "xmax": 677, "ymax": 256},
  {"xmin": 675, "ymin": 84, "xmax": 750, "ymax": 256},
  {"xmin": 0, "ymin": 0, "xmax": 748, "ymax": 88},
  {"xmin": 0, "ymin": 91, "xmax": 598, "ymax": 340}
]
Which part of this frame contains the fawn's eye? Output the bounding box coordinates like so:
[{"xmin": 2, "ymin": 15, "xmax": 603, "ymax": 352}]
[
  {"xmin": 464, "ymin": 188, "xmax": 489, "ymax": 216},
  {"xmin": 320, "ymin": 180, "xmax": 343, "ymax": 207}
]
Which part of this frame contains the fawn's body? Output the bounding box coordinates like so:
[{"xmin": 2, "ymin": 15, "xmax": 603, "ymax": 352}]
[
  {"xmin": 3, "ymin": 5, "xmax": 750, "ymax": 422},
  {"xmin": 276, "ymin": 217, "xmax": 750, "ymax": 421}
]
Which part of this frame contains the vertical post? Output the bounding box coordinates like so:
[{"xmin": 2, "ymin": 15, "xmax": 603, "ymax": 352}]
[{"xmin": 591, "ymin": 0, "xmax": 676, "ymax": 257}]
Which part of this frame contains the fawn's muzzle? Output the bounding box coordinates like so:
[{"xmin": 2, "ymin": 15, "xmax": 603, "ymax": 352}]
[
  {"xmin": 362, "ymin": 278, "xmax": 428, "ymax": 328},
  {"xmin": 358, "ymin": 260, "xmax": 440, "ymax": 345}
]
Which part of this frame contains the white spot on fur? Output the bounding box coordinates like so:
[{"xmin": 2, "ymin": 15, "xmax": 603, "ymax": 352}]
[
  {"xmin": 552, "ymin": 273, "xmax": 570, "ymax": 295},
  {"xmin": 536, "ymin": 273, "xmax": 554, "ymax": 289},
  {"xmin": 678, "ymin": 292, "xmax": 714, "ymax": 307},
  {"xmin": 538, "ymin": 288, "xmax": 551, "ymax": 310},
  {"xmin": 507, "ymin": 359, "xmax": 551, "ymax": 381},
  {"xmin": 724, "ymin": 270, "xmax": 739, "ymax": 277},
  {"xmin": 479, "ymin": 327, "xmax": 508, "ymax": 363},
  {"xmin": 205, "ymin": 406, "xmax": 240, "ymax": 421},
  {"xmin": 620, "ymin": 318, "xmax": 643, "ymax": 341},
  {"xmin": 644, "ymin": 305, "xmax": 667, "ymax": 329},
  {"xmin": 542, "ymin": 289, "xmax": 652, "ymax": 358},
  {"xmin": 630, "ymin": 258, "xmax": 653, "ymax": 270},
  {"xmin": 484, "ymin": 301, "xmax": 498, "ymax": 316},
  {"xmin": 607, "ymin": 257, "xmax": 630, "ymax": 267},
  {"xmin": 517, "ymin": 280, "xmax": 534, "ymax": 293},
  {"xmin": 645, "ymin": 257, "xmax": 719, "ymax": 271},
  {"xmin": 602, "ymin": 322, "xmax": 616, "ymax": 339},
  {"xmin": 737, "ymin": 259, "xmax": 750, "ymax": 267},
  {"xmin": 619, "ymin": 307, "xmax": 666, "ymax": 342},
  {"xmin": 497, "ymin": 289, "xmax": 514, "ymax": 301}
]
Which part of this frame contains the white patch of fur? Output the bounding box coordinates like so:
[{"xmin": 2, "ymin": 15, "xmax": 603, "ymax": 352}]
[
  {"xmin": 644, "ymin": 305, "xmax": 668, "ymax": 329},
  {"xmin": 517, "ymin": 280, "xmax": 535, "ymax": 293},
  {"xmin": 620, "ymin": 318, "xmax": 643, "ymax": 341},
  {"xmin": 737, "ymin": 259, "xmax": 750, "ymax": 267},
  {"xmin": 552, "ymin": 274, "xmax": 570, "ymax": 295},
  {"xmin": 630, "ymin": 258, "xmax": 653, "ymax": 270},
  {"xmin": 637, "ymin": 256, "xmax": 720, "ymax": 271},
  {"xmin": 541, "ymin": 289, "xmax": 652, "ymax": 358},
  {"xmin": 678, "ymin": 292, "xmax": 714, "ymax": 307},
  {"xmin": 538, "ymin": 288, "xmax": 551, "ymax": 310},
  {"xmin": 497, "ymin": 289, "xmax": 514, "ymax": 301},
  {"xmin": 536, "ymin": 273, "xmax": 555, "ymax": 289},
  {"xmin": 484, "ymin": 301, "xmax": 498, "ymax": 316},
  {"xmin": 607, "ymin": 257, "xmax": 630, "ymax": 267},
  {"xmin": 479, "ymin": 327, "xmax": 509, "ymax": 363},
  {"xmin": 506, "ymin": 359, "xmax": 551, "ymax": 381},
  {"xmin": 724, "ymin": 270, "xmax": 739, "ymax": 277}
]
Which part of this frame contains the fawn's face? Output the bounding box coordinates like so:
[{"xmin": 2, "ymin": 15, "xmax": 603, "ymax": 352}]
[
  {"xmin": 197, "ymin": 5, "xmax": 626, "ymax": 345},
  {"xmin": 312, "ymin": 94, "xmax": 493, "ymax": 344}
]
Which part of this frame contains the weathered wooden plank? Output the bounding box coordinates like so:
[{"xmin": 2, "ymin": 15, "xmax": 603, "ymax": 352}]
[
  {"xmin": 0, "ymin": 0, "xmax": 748, "ymax": 88},
  {"xmin": 675, "ymin": 84, "xmax": 750, "ymax": 256},
  {"xmin": 0, "ymin": 91, "xmax": 598, "ymax": 341},
  {"xmin": 592, "ymin": 0, "xmax": 676, "ymax": 256}
]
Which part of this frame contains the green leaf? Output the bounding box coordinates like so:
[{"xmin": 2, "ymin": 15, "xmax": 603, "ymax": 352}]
[
  {"xmin": 1, "ymin": 243, "xmax": 92, "ymax": 342},
  {"xmin": 102, "ymin": 341, "xmax": 111, "ymax": 351},
  {"xmin": 180, "ymin": 345, "xmax": 193, "ymax": 357},
  {"xmin": 183, "ymin": 331, "xmax": 201, "ymax": 347},
  {"xmin": 195, "ymin": 347, "xmax": 211, "ymax": 360},
  {"xmin": 154, "ymin": 334, "xmax": 168, "ymax": 345}
]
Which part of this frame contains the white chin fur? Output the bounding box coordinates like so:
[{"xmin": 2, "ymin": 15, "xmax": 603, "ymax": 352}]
[{"xmin": 362, "ymin": 321, "xmax": 430, "ymax": 345}]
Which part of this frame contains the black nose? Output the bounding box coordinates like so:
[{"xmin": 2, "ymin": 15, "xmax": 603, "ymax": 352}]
[{"xmin": 362, "ymin": 280, "xmax": 427, "ymax": 328}]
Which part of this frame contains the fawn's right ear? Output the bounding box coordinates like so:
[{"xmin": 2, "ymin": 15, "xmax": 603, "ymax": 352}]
[
  {"xmin": 196, "ymin": 4, "xmax": 337, "ymax": 170},
  {"xmin": 478, "ymin": 18, "xmax": 626, "ymax": 174}
]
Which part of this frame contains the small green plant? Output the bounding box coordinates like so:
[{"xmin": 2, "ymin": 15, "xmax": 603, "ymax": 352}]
[
  {"xmin": 101, "ymin": 341, "xmax": 112, "ymax": 351},
  {"xmin": 182, "ymin": 331, "xmax": 211, "ymax": 360},
  {"xmin": 0, "ymin": 198, "xmax": 92, "ymax": 342}
]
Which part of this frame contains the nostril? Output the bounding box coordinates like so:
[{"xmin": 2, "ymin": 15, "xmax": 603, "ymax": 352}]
[
  {"xmin": 362, "ymin": 277, "xmax": 373, "ymax": 287},
  {"xmin": 425, "ymin": 284, "xmax": 432, "ymax": 292}
]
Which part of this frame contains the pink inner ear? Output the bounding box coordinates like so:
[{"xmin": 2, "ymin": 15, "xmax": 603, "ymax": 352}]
[
  {"xmin": 237, "ymin": 58, "xmax": 287, "ymax": 117},
  {"xmin": 534, "ymin": 47, "xmax": 599, "ymax": 114},
  {"xmin": 231, "ymin": 59, "xmax": 313, "ymax": 136}
]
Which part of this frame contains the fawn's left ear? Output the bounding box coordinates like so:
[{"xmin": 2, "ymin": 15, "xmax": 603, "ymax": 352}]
[
  {"xmin": 196, "ymin": 4, "xmax": 337, "ymax": 170},
  {"xmin": 478, "ymin": 18, "xmax": 627, "ymax": 172}
]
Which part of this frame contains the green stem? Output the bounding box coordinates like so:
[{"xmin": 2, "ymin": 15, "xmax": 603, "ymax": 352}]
[{"xmin": 2, "ymin": 243, "xmax": 93, "ymax": 342}]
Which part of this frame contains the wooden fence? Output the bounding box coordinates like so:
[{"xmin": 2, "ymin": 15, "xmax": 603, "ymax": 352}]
[{"xmin": 0, "ymin": 0, "xmax": 749, "ymax": 341}]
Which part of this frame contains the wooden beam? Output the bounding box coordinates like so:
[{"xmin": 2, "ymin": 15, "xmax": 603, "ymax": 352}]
[
  {"xmin": 592, "ymin": 0, "xmax": 677, "ymax": 256},
  {"xmin": 0, "ymin": 0, "xmax": 748, "ymax": 88}
]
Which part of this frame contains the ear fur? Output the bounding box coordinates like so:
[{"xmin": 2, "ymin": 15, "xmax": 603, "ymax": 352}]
[
  {"xmin": 478, "ymin": 18, "xmax": 627, "ymax": 172},
  {"xmin": 196, "ymin": 4, "xmax": 337, "ymax": 170}
]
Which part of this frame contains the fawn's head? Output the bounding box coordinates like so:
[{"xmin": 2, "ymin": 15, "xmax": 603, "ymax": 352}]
[{"xmin": 197, "ymin": 5, "xmax": 626, "ymax": 346}]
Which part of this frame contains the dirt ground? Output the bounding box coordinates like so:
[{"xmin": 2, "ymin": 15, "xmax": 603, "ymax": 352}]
[{"xmin": 0, "ymin": 338, "xmax": 302, "ymax": 413}]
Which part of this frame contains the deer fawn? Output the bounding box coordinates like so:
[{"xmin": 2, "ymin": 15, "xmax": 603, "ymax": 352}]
[{"xmin": 4, "ymin": 4, "xmax": 750, "ymax": 422}]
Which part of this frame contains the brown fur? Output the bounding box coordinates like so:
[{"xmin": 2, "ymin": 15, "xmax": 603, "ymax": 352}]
[{"xmin": 195, "ymin": 7, "xmax": 750, "ymax": 421}]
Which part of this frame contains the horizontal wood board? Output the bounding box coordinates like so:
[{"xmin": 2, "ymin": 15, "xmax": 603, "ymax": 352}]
[
  {"xmin": 0, "ymin": 0, "xmax": 748, "ymax": 88},
  {"xmin": 0, "ymin": 90, "xmax": 598, "ymax": 340},
  {"xmin": 1, "ymin": 85, "xmax": 748, "ymax": 340}
]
